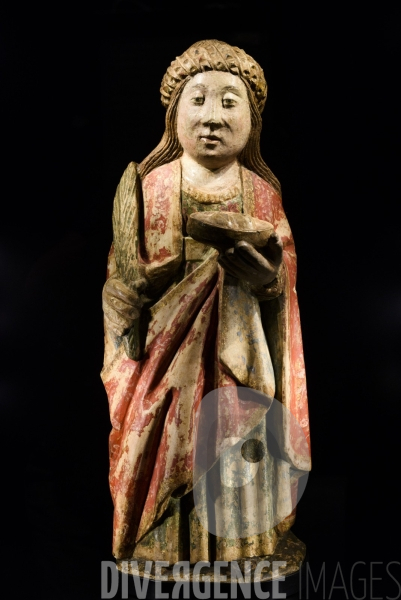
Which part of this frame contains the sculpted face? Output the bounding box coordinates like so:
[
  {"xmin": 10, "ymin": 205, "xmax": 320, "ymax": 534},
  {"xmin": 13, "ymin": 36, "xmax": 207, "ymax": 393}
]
[{"xmin": 177, "ymin": 71, "xmax": 252, "ymax": 170}]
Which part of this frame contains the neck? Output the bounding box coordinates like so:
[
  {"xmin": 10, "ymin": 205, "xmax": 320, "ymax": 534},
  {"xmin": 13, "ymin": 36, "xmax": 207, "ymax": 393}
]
[{"xmin": 180, "ymin": 153, "xmax": 240, "ymax": 192}]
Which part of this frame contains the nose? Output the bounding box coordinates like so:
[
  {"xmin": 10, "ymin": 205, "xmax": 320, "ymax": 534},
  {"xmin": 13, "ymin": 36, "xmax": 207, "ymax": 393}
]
[{"xmin": 202, "ymin": 96, "xmax": 223, "ymax": 128}]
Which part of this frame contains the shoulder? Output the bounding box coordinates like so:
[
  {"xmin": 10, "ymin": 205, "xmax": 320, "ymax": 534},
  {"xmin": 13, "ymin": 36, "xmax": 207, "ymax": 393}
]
[
  {"xmin": 241, "ymin": 165, "xmax": 283, "ymax": 223},
  {"xmin": 142, "ymin": 159, "xmax": 181, "ymax": 189},
  {"xmin": 241, "ymin": 165, "xmax": 282, "ymax": 203}
]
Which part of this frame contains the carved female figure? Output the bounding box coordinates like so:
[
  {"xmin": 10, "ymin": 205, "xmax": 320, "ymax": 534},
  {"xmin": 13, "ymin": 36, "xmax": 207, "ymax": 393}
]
[{"xmin": 101, "ymin": 40, "xmax": 310, "ymax": 571}]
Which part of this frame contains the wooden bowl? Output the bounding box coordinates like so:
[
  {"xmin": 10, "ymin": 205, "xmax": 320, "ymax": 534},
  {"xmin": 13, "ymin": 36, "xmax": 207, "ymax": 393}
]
[{"xmin": 187, "ymin": 211, "xmax": 275, "ymax": 250}]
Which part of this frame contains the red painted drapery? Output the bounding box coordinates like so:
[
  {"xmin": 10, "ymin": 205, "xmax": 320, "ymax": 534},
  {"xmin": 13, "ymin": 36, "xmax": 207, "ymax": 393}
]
[{"xmin": 101, "ymin": 160, "xmax": 311, "ymax": 560}]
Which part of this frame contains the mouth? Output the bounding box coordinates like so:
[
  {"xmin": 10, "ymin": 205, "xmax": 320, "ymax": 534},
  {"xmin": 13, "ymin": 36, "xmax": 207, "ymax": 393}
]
[{"xmin": 199, "ymin": 134, "xmax": 221, "ymax": 143}]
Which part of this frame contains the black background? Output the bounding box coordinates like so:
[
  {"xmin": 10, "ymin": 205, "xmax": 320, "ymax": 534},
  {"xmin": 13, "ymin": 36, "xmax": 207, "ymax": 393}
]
[{"xmin": 1, "ymin": 2, "xmax": 400, "ymax": 598}]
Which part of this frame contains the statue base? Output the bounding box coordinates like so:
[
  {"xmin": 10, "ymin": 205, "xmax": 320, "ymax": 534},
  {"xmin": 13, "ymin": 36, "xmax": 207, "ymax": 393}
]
[{"xmin": 116, "ymin": 531, "xmax": 307, "ymax": 599}]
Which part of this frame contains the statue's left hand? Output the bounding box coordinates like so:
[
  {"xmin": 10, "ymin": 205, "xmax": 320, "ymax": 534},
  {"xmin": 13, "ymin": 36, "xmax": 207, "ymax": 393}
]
[{"xmin": 218, "ymin": 233, "xmax": 283, "ymax": 286}]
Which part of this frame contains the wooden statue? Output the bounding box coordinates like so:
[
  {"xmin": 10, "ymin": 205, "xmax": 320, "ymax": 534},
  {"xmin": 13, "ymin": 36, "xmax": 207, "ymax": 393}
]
[{"xmin": 101, "ymin": 39, "xmax": 311, "ymax": 585}]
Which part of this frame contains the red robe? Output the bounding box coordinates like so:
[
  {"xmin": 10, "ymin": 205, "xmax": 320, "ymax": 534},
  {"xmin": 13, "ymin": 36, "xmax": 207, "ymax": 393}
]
[{"xmin": 101, "ymin": 159, "xmax": 311, "ymax": 562}]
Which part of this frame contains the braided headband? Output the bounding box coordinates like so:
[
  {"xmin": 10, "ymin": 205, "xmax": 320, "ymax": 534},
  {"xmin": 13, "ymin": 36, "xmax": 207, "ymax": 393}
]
[{"xmin": 160, "ymin": 39, "xmax": 268, "ymax": 114}]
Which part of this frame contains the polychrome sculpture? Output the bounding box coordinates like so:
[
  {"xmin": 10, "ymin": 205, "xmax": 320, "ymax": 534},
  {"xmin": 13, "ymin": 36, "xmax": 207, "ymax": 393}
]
[{"xmin": 101, "ymin": 40, "xmax": 311, "ymax": 581}]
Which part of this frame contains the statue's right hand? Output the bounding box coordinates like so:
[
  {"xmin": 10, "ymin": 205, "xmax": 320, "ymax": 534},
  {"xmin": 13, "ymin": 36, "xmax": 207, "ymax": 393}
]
[{"xmin": 102, "ymin": 276, "xmax": 145, "ymax": 336}]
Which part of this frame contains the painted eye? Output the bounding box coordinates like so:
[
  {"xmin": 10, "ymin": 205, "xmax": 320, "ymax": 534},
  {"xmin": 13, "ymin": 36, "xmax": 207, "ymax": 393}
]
[
  {"xmin": 222, "ymin": 97, "xmax": 236, "ymax": 108},
  {"xmin": 192, "ymin": 95, "xmax": 205, "ymax": 105}
]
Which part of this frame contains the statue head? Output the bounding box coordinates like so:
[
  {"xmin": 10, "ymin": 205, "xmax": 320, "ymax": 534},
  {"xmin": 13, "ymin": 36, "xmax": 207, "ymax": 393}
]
[{"xmin": 139, "ymin": 40, "xmax": 280, "ymax": 193}]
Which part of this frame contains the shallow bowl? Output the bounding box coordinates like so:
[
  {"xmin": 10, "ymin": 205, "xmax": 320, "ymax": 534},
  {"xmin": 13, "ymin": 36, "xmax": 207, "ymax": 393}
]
[{"xmin": 187, "ymin": 211, "xmax": 275, "ymax": 250}]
